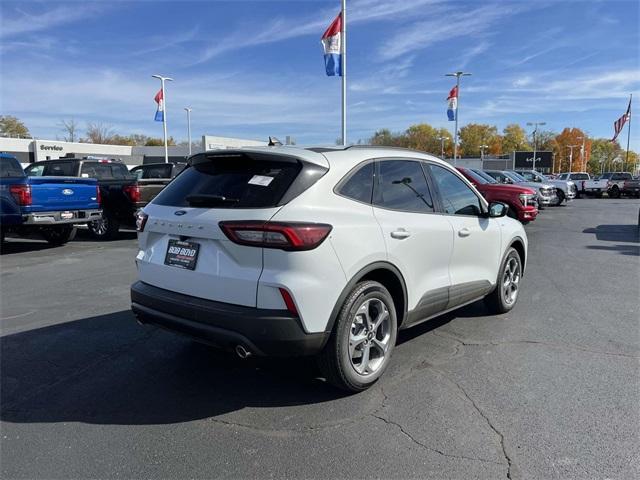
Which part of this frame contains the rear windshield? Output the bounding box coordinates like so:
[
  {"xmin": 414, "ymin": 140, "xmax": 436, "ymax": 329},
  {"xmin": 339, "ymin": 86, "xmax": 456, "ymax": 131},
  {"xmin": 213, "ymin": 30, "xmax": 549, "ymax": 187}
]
[
  {"xmin": 0, "ymin": 157, "xmax": 26, "ymax": 178},
  {"xmin": 43, "ymin": 162, "xmax": 76, "ymax": 176},
  {"xmin": 571, "ymin": 173, "xmax": 589, "ymax": 180},
  {"xmin": 153, "ymin": 153, "xmax": 302, "ymax": 208},
  {"xmin": 80, "ymin": 162, "xmax": 130, "ymax": 180}
]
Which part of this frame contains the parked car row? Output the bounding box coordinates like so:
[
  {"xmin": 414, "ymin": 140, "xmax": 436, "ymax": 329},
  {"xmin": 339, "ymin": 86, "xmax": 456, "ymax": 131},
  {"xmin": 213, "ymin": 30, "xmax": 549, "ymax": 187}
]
[
  {"xmin": 1, "ymin": 153, "xmax": 187, "ymax": 245},
  {"xmin": 558, "ymin": 171, "xmax": 640, "ymax": 198}
]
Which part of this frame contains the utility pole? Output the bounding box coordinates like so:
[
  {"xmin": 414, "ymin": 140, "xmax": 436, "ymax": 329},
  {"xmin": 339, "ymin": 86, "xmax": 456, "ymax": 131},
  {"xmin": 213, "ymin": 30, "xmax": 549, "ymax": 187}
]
[
  {"xmin": 437, "ymin": 136, "xmax": 448, "ymax": 159},
  {"xmin": 445, "ymin": 71, "xmax": 471, "ymax": 165},
  {"xmin": 527, "ymin": 121, "xmax": 546, "ymax": 171},
  {"xmin": 184, "ymin": 107, "xmax": 192, "ymax": 156},
  {"xmin": 480, "ymin": 144, "xmax": 489, "ymax": 162},
  {"xmin": 152, "ymin": 74, "xmax": 173, "ymax": 163},
  {"xmin": 567, "ymin": 144, "xmax": 580, "ymax": 173}
]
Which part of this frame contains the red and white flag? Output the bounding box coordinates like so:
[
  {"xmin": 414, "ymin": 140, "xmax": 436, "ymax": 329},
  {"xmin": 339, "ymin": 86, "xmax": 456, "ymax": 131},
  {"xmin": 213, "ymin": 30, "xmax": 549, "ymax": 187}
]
[
  {"xmin": 154, "ymin": 89, "xmax": 164, "ymax": 122},
  {"xmin": 611, "ymin": 98, "xmax": 631, "ymax": 142}
]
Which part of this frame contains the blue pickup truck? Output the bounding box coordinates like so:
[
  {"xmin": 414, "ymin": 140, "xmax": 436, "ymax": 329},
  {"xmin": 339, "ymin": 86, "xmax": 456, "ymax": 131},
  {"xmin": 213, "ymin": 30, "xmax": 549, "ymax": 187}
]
[{"xmin": 0, "ymin": 153, "xmax": 102, "ymax": 245}]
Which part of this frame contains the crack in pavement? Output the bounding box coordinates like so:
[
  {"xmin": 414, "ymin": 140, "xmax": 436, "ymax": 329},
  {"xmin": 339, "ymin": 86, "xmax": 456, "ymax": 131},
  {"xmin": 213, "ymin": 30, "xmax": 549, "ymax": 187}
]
[
  {"xmin": 431, "ymin": 330, "xmax": 639, "ymax": 359},
  {"xmin": 370, "ymin": 386, "xmax": 503, "ymax": 468},
  {"xmin": 428, "ymin": 368, "xmax": 515, "ymax": 479}
]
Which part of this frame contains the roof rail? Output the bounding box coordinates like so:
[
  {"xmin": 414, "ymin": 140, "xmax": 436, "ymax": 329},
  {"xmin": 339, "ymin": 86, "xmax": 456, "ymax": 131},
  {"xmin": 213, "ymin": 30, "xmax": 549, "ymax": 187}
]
[{"xmin": 305, "ymin": 144, "xmax": 434, "ymax": 156}]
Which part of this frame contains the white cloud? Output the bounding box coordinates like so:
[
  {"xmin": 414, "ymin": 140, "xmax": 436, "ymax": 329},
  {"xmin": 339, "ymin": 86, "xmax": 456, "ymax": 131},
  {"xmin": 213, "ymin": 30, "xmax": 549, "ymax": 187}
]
[
  {"xmin": 377, "ymin": 3, "xmax": 531, "ymax": 61},
  {"xmin": 192, "ymin": 0, "xmax": 446, "ymax": 64},
  {"xmin": 0, "ymin": 4, "xmax": 105, "ymax": 39}
]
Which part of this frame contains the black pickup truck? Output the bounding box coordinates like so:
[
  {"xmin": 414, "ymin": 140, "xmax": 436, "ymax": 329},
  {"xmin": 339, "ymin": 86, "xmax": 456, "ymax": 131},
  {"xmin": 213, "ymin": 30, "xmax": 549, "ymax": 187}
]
[
  {"xmin": 129, "ymin": 162, "xmax": 186, "ymax": 204},
  {"xmin": 25, "ymin": 158, "xmax": 144, "ymax": 239}
]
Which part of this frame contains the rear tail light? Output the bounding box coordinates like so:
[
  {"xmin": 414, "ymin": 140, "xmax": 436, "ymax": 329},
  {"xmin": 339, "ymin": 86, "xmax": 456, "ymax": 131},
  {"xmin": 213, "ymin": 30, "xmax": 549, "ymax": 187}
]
[
  {"xmin": 96, "ymin": 186, "xmax": 102, "ymax": 206},
  {"xmin": 124, "ymin": 185, "xmax": 141, "ymax": 203},
  {"xmin": 279, "ymin": 288, "xmax": 299, "ymax": 315},
  {"xmin": 10, "ymin": 184, "xmax": 32, "ymax": 206},
  {"xmin": 219, "ymin": 221, "xmax": 332, "ymax": 251},
  {"xmin": 135, "ymin": 211, "xmax": 148, "ymax": 232}
]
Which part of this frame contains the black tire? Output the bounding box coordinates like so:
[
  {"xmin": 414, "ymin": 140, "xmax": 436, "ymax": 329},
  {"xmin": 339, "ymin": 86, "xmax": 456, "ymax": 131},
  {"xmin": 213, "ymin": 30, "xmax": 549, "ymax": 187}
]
[
  {"xmin": 485, "ymin": 247, "xmax": 522, "ymax": 314},
  {"xmin": 575, "ymin": 191, "xmax": 581, "ymax": 199},
  {"xmin": 40, "ymin": 225, "xmax": 77, "ymax": 245},
  {"xmin": 87, "ymin": 215, "xmax": 120, "ymax": 240},
  {"xmin": 555, "ymin": 189, "xmax": 565, "ymax": 205},
  {"xmin": 595, "ymin": 192, "xmax": 603, "ymax": 198},
  {"xmin": 609, "ymin": 186, "xmax": 620, "ymax": 199},
  {"xmin": 317, "ymin": 281, "xmax": 397, "ymax": 392}
]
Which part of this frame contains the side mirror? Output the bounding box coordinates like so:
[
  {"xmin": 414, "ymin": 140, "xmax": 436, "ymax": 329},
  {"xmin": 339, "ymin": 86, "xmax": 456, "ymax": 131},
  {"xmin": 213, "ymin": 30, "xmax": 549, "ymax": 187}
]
[
  {"xmin": 488, "ymin": 202, "xmax": 508, "ymax": 218},
  {"xmin": 504, "ymin": 177, "xmax": 513, "ymax": 184}
]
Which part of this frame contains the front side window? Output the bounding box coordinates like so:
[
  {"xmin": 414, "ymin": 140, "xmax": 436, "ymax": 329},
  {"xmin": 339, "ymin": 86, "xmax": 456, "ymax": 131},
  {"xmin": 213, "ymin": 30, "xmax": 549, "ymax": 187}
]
[
  {"xmin": 373, "ymin": 160, "xmax": 434, "ymax": 213},
  {"xmin": 429, "ymin": 164, "xmax": 482, "ymax": 216},
  {"xmin": 337, "ymin": 162, "xmax": 374, "ymax": 203}
]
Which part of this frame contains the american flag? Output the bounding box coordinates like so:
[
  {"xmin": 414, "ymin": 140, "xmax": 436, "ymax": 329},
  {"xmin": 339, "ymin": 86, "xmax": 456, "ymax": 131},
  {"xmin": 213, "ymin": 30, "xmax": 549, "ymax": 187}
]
[{"xmin": 611, "ymin": 98, "xmax": 631, "ymax": 142}]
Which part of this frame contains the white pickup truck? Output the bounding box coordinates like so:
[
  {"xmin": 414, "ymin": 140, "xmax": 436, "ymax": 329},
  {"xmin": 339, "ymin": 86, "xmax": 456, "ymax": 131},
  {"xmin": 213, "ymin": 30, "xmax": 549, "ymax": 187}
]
[
  {"xmin": 557, "ymin": 172, "xmax": 590, "ymax": 197},
  {"xmin": 582, "ymin": 172, "xmax": 635, "ymax": 198}
]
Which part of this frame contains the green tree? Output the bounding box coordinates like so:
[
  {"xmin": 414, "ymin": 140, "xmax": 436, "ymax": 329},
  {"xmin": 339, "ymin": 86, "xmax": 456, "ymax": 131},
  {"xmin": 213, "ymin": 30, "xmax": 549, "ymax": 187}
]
[
  {"xmin": 458, "ymin": 123, "xmax": 499, "ymax": 157},
  {"xmin": 501, "ymin": 124, "xmax": 530, "ymax": 153},
  {"xmin": 369, "ymin": 128, "xmax": 405, "ymax": 147},
  {"xmin": 144, "ymin": 136, "xmax": 176, "ymax": 146},
  {"xmin": 0, "ymin": 115, "xmax": 30, "ymax": 138},
  {"xmin": 589, "ymin": 139, "xmax": 623, "ymax": 174}
]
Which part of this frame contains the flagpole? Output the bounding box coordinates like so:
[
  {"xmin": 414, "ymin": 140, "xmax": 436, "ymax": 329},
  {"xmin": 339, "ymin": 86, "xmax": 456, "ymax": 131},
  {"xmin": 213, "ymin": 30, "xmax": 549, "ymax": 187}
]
[
  {"xmin": 341, "ymin": 0, "xmax": 347, "ymax": 146},
  {"xmin": 445, "ymin": 71, "xmax": 471, "ymax": 166},
  {"xmin": 152, "ymin": 74, "xmax": 173, "ymax": 163},
  {"xmin": 625, "ymin": 93, "xmax": 632, "ymax": 170}
]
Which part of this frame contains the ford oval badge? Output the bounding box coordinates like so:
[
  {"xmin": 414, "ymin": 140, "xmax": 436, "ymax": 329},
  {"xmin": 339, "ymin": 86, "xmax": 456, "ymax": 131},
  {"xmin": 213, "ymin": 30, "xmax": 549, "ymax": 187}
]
[
  {"xmin": 174, "ymin": 210, "xmax": 187, "ymax": 216},
  {"xmin": 62, "ymin": 189, "xmax": 74, "ymax": 196}
]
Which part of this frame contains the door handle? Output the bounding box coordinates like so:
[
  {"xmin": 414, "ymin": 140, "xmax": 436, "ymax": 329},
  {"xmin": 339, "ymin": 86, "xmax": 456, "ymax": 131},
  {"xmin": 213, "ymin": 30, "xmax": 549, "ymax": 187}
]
[
  {"xmin": 390, "ymin": 229, "xmax": 411, "ymax": 239},
  {"xmin": 458, "ymin": 227, "xmax": 471, "ymax": 237}
]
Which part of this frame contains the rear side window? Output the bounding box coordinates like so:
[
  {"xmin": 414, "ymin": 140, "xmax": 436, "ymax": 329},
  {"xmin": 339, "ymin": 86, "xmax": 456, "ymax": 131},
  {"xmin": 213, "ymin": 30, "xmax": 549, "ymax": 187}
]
[
  {"xmin": 612, "ymin": 173, "xmax": 631, "ymax": 180},
  {"xmin": 373, "ymin": 160, "xmax": 434, "ymax": 213},
  {"xmin": 44, "ymin": 162, "xmax": 76, "ymax": 176},
  {"xmin": 153, "ymin": 154, "xmax": 302, "ymax": 208},
  {"xmin": 337, "ymin": 162, "xmax": 374, "ymax": 203},
  {"xmin": 0, "ymin": 157, "xmax": 25, "ymax": 178}
]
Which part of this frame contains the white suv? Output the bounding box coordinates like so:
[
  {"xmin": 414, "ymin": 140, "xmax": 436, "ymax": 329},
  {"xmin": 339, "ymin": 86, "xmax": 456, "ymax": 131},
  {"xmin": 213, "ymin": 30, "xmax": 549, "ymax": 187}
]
[{"xmin": 131, "ymin": 146, "xmax": 527, "ymax": 391}]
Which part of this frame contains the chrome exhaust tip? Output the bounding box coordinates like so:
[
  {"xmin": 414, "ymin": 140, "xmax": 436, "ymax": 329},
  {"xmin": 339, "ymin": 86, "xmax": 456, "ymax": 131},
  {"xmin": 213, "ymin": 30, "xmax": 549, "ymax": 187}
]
[{"xmin": 235, "ymin": 345, "xmax": 252, "ymax": 359}]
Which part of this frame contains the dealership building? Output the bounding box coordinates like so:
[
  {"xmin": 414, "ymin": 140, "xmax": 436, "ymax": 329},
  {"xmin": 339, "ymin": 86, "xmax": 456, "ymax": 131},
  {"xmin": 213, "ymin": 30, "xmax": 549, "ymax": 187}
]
[{"xmin": 0, "ymin": 135, "xmax": 268, "ymax": 167}]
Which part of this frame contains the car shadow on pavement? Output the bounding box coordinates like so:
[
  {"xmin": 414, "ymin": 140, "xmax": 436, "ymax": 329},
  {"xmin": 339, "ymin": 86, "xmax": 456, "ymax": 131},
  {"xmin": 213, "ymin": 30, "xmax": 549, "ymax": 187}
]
[
  {"xmin": 0, "ymin": 310, "xmax": 349, "ymax": 426},
  {"xmin": 0, "ymin": 239, "xmax": 58, "ymax": 255},
  {"xmin": 583, "ymin": 224, "xmax": 639, "ymax": 243}
]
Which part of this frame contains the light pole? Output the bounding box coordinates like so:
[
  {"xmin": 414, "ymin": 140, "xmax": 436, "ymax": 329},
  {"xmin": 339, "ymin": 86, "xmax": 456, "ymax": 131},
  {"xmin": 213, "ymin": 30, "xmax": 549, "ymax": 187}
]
[
  {"xmin": 526, "ymin": 121, "xmax": 546, "ymax": 171},
  {"xmin": 152, "ymin": 74, "xmax": 173, "ymax": 163},
  {"xmin": 437, "ymin": 136, "xmax": 448, "ymax": 159},
  {"xmin": 480, "ymin": 144, "xmax": 489, "ymax": 162},
  {"xmin": 573, "ymin": 136, "xmax": 583, "ymax": 172},
  {"xmin": 445, "ymin": 71, "xmax": 471, "ymax": 165},
  {"xmin": 567, "ymin": 144, "xmax": 580, "ymax": 173},
  {"xmin": 184, "ymin": 107, "xmax": 192, "ymax": 156}
]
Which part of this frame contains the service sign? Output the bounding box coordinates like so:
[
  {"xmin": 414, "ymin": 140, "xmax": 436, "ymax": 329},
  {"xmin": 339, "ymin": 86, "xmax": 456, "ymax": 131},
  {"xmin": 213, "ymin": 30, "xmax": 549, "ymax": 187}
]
[{"xmin": 514, "ymin": 151, "xmax": 553, "ymax": 169}]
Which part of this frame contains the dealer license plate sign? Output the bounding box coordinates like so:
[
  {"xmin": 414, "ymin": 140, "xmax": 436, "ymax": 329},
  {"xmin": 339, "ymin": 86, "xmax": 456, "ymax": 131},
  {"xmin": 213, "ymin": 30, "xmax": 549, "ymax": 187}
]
[{"xmin": 164, "ymin": 239, "xmax": 200, "ymax": 270}]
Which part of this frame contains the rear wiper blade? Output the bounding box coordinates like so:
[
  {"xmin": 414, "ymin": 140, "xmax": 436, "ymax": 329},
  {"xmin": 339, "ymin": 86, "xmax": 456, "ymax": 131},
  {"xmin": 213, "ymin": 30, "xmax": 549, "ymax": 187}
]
[{"xmin": 185, "ymin": 194, "xmax": 240, "ymax": 206}]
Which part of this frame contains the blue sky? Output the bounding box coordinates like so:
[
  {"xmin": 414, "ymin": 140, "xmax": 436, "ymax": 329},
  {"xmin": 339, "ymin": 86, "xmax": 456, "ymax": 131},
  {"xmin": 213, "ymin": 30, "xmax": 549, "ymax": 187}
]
[{"xmin": 1, "ymin": 0, "xmax": 638, "ymax": 150}]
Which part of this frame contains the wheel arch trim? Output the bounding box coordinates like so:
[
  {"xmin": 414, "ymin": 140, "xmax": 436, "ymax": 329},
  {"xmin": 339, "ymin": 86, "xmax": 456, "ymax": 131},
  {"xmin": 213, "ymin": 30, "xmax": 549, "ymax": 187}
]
[{"xmin": 325, "ymin": 261, "xmax": 408, "ymax": 334}]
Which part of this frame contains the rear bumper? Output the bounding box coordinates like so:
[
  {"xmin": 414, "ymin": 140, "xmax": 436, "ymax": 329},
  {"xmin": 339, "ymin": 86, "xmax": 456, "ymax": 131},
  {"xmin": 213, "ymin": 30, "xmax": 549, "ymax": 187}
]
[
  {"xmin": 22, "ymin": 209, "xmax": 102, "ymax": 225},
  {"xmin": 130, "ymin": 281, "xmax": 329, "ymax": 356}
]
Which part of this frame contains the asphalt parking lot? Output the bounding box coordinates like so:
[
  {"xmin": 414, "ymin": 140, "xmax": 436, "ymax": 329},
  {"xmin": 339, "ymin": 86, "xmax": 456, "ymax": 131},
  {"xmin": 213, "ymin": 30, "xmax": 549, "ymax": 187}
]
[{"xmin": 1, "ymin": 199, "xmax": 639, "ymax": 480}]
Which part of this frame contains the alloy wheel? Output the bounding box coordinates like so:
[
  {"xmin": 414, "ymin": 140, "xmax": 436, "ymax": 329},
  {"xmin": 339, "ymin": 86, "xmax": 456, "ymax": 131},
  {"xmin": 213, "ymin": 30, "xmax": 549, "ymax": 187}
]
[
  {"xmin": 348, "ymin": 298, "xmax": 392, "ymax": 376},
  {"xmin": 502, "ymin": 257, "xmax": 520, "ymax": 305}
]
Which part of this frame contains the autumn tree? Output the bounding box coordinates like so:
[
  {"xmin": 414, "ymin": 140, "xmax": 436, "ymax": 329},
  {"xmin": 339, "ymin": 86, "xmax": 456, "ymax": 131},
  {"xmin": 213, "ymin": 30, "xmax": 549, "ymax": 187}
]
[
  {"xmin": 369, "ymin": 129, "xmax": 404, "ymax": 147},
  {"xmin": 501, "ymin": 124, "xmax": 530, "ymax": 153},
  {"xmin": 554, "ymin": 128, "xmax": 590, "ymax": 172},
  {"xmin": 458, "ymin": 123, "xmax": 500, "ymax": 156},
  {"xmin": 0, "ymin": 115, "xmax": 30, "ymax": 138},
  {"xmin": 144, "ymin": 136, "xmax": 176, "ymax": 146}
]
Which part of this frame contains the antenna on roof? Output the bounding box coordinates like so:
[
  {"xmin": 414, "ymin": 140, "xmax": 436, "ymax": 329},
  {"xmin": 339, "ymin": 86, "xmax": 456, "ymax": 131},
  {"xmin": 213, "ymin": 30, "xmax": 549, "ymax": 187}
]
[{"xmin": 268, "ymin": 136, "xmax": 283, "ymax": 146}]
